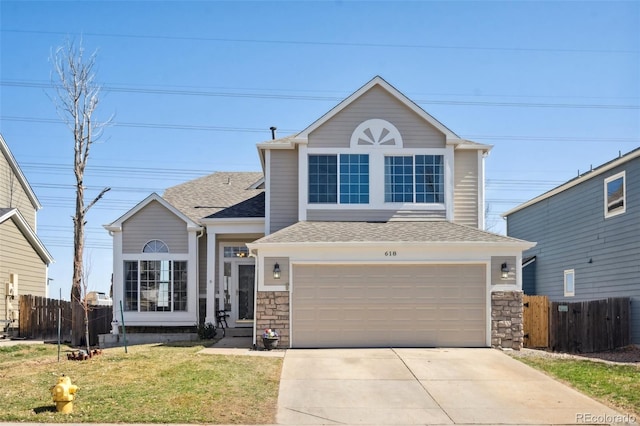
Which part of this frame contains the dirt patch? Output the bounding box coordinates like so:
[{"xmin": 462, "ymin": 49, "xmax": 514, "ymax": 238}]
[{"xmin": 511, "ymin": 345, "xmax": 640, "ymax": 366}]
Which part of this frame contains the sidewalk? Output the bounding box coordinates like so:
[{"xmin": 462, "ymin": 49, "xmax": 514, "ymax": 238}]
[{"xmin": 198, "ymin": 328, "xmax": 285, "ymax": 358}]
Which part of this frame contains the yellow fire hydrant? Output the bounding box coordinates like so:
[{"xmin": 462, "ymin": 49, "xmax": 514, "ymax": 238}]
[{"xmin": 50, "ymin": 375, "xmax": 78, "ymax": 414}]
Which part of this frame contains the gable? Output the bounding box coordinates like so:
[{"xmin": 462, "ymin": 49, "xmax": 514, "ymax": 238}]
[
  {"xmin": 0, "ymin": 142, "xmax": 38, "ymax": 229},
  {"xmin": 308, "ymin": 85, "xmax": 446, "ymax": 149},
  {"xmin": 121, "ymin": 200, "xmax": 189, "ymax": 253}
]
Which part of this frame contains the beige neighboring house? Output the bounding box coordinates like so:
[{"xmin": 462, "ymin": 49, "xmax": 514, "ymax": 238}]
[
  {"xmin": 0, "ymin": 134, "xmax": 54, "ymax": 334},
  {"xmin": 106, "ymin": 76, "xmax": 534, "ymax": 349}
]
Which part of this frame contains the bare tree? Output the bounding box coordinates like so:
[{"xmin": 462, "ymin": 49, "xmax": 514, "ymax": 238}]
[
  {"xmin": 50, "ymin": 39, "xmax": 111, "ymax": 346},
  {"xmin": 80, "ymin": 251, "xmax": 94, "ymax": 355}
]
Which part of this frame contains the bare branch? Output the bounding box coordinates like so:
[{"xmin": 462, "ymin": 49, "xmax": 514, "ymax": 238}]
[{"xmin": 84, "ymin": 187, "xmax": 111, "ymax": 214}]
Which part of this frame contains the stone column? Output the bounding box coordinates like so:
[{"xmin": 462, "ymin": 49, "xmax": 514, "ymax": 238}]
[
  {"xmin": 491, "ymin": 290, "xmax": 524, "ymax": 350},
  {"xmin": 255, "ymin": 291, "xmax": 289, "ymax": 348}
]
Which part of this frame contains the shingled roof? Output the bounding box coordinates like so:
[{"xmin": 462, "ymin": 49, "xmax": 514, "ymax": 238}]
[
  {"xmin": 252, "ymin": 220, "xmax": 530, "ymax": 245},
  {"xmin": 163, "ymin": 171, "xmax": 264, "ymax": 222}
]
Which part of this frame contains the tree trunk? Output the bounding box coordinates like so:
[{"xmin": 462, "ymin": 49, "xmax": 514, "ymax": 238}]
[{"xmin": 71, "ymin": 181, "xmax": 84, "ymax": 346}]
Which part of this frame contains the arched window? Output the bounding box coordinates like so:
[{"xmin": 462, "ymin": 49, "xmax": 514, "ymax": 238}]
[{"xmin": 142, "ymin": 240, "xmax": 169, "ymax": 253}]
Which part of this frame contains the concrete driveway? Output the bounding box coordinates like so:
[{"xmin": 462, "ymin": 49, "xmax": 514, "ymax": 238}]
[{"xmin": 277, "ymin": 348, "xmax": 630, "ymax": 425}]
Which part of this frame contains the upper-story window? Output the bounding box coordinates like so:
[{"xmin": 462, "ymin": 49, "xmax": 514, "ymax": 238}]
[
  {"xmin": 604, "ymin": 171, "xmax": 625, "ymax": 218},
  {"xmin": 309, "ymin": 154, "xmax": 369, "ymax": 204},
  {"xmin": 384, "ymin": 155, "xmax": 444, "ymax": 203}
]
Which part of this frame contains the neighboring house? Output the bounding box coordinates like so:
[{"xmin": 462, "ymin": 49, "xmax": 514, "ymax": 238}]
[
  {"xmin": 106, "ymin": 76, "xmax": 534, "ymax": 349},
  {"xmin": 0, "ymin": 134, "xmax": 54, "ymax": 333},
  {"xmin": 504, "ymin": 147, "xmax": 640, "ymax": 344}
]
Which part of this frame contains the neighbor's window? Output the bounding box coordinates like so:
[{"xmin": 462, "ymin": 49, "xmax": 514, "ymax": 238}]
[
  {"xmin": 604, "ymin": 171, "xmax": 625, "ymax": 218},
  {"xmin": 123, "ymin": 260, "xmax": 187, "ymax": 312},
  {"xmin": 564, "ymin": 269, "xmax": 575, "ymax": 297},
  {"xmin": 385, "ymin": 155, "xmax": 444, "ymax": 203},
  {"xmin": 309, "ymin": 154, "xmax": 369, "ymax": 204}
]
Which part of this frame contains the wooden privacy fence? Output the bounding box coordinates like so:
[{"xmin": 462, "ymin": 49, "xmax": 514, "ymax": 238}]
[
  {"xmin": 523, "ymin": 295, "xmax": 630, "ymax": 353},
  {"xmin": 19, "ymin": 295, "xmax": 113, "ymax": 346},
  {"xmin": 19, "ymin": 295, "xmax": 71, "ymax": 342},
  {"xmin": 523, "ymin": 295, "xmax": 549, "ymax": 348},
  {"xmin": 549, "ymin": 297, "xmax": 630, "ymax": 353}
]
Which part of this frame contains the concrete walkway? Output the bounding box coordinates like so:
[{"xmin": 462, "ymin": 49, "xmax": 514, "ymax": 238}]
[
  {"xmin": 277, "ymin": 348, "xmax": 633, "ymax": 425},
  {"xmin": 198, "ymin": 330, "xmax": 285, "ymax": 358}
]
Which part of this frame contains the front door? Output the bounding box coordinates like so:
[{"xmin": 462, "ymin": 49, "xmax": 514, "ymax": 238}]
[{"xmin": 236, "ymin": 263, "xmax": 255, "ymax": 323}]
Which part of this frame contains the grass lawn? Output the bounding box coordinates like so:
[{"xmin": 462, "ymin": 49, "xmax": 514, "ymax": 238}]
[
  {"xmin": 514, "ymin": 355, "xmax": 640, "ymax": 417},
  {"xmin": 0, "ymin": 342, "xmax": 283, "ymax": 423}
]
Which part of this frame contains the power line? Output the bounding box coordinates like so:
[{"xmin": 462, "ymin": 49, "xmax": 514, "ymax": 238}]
[{"xmin": 3, "ymin": 28, "xmax": 637, "ymax": 54}]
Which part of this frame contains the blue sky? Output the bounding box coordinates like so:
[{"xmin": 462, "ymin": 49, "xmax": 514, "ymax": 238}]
[{"xmin": 1, "ymin": 1, "xmax": 638, "ymax": 300}]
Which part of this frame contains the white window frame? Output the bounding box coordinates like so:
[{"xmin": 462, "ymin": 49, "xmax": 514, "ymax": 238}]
[
  {"xmin": 304, "ymin": 147, "xmax": 448, "ymax": 212},
  {"xmin": 564, "ymin": 269, "xmax": 575, "ymax": 297},
  {"xmin": 604, "ymin": 171, "xmax": 626, "ymax": 218}
]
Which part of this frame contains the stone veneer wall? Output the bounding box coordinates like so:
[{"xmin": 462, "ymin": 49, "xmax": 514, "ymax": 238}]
[
  {"xmin": 491, "ymin": 291, "xmax": 524, "ymax": 350},
  {"xmin": 255, "ymin": 291, "xmax": 290, "ymax": 349}
]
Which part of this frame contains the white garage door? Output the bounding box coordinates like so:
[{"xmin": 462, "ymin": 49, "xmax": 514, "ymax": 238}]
[{"xmin": 291, "ymin": 264, "xmax": 487, "ymax": 348}]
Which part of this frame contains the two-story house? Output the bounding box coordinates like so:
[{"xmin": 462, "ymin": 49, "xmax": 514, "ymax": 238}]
[
  {"xmin": 0, "ymin": 134, "xmax": 54, "ymax": 333},
  {"xmin": 504, "ymin": 147, "xmax": 640, "ymax": 345},
  {"xmin": 105, "ymin": 77, "xmax": 534, "ymax": 349}
]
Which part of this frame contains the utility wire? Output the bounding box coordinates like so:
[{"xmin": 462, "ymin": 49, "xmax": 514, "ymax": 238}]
[{"xmin": 2, "ymin": 28, "xmax": 637, "ymax": 54}]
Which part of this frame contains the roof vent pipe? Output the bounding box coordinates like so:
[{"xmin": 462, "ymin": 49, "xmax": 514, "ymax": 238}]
[{"xmin": 270, "ymin": 126, "xmax": 277, "ymax": 140}]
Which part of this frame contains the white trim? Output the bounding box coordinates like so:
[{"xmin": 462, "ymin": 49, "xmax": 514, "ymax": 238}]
[
  {"xmin": 0, "ymin": 208, "xmax": 53, "ymax": 264},
  {"xmin": 297, "ymin": 76, "xmax": 461, "ymax": 141},
  {"xmin": 303, "ymin": 147, "xmax": 450, "ymax": 214},
  {"xmin": 604, "ymin": 171, "xmax": 626, "ymax": 218},
  {"xmin": 265, "ymin": 149, "xmax": 271, "ymax": 235},
  {"xmin": 0, "ymin": 134, "xmax": 42, "ymax": 210},
  {"xmin": 504, "ymin": 149, "xmax": 640, "ymax": 217},
  {"xmin": 478, "ymin": 150, "xmax": 486, "ymax": 229},
  {"xmin": 564, "ymin": 269, "xmax": 575, "ymax": 297},
  {"xmin": 217, "ymin": 241, "xmax": 256, "ymax": 328},
  {"xmin": 298, "ymin": 144, "xmax": 308, "ymax": 221}
]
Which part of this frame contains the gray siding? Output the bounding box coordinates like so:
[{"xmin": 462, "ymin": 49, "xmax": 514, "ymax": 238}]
[
  {"xmin": 0, "ymin": 153, "xmax": 36, "ymax": 229},
  {"xmin": 269, "ymin": 149, "xmax": 299, "ymax": 233},
  {"xmin": 122, "ymin": 200, "xmax": 189, "ymax": 253},
  {"xmin": 0, "ymin": 218, "xmax": 47, "ymax": 322},
  {"xmin": 308, "ymin": 86, "xmax": 445, "ymax": 149},
  {"xmin": 454, "ymin": 150, "xmax": 479, "ymax": 228},
  {"xmin": 307, "ymin": 209, "xmax": 446, "ymax": 222},
  {"xmin": 507, "ymin": 158, "xmax": 640, "ymax": 344}
]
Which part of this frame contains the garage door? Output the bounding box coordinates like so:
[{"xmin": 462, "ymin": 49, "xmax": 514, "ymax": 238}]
[{"xmin": 291, "ymin": 264, "xmax": 487, "ymax": 348}]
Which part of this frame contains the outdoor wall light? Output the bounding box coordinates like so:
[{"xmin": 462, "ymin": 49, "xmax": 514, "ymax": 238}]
[
  {"xmin": 273, "ymin": 262, "xmax": 281, "ymax": 279},
  {"xmin": 501, "ymin": 262, "xmax": 509, "ymax": 279}
]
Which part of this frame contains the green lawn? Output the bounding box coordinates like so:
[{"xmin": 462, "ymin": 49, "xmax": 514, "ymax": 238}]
[
  {"xmin": 0, "ymin": 342, "xmax": 282, "ymax": 423},
  {"xmin": 515, "ymin": 355, "xmax": 640, "ymax": 417}
]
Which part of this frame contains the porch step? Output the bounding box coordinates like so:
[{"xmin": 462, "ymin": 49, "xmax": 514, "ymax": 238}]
[{"xmin": 223, "ymin": 328, "xmax": 252, "ymax": 338}]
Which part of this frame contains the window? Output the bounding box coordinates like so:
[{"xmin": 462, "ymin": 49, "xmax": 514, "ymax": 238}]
[
  {"xmin": 564, "ymin": 269, "xmax": 575, "ymax": 297},
  {"xmin": 123, "ymin": 260, "xmax": 187, "ymax": 312},
  {"xmin": 223, "ymin": 246, "xmax": 249, "ymax": 258},
  {"xmin": 143, "ymin": 240, "xmax": 168, "ymax": 253},
  {"xmin": 604, "ymin": 172, "xmax": 625, "ymax": 218},
  {"xmin": 309, "ymin": 155, "xmax": 337, "ymax": 203},
  {"xmin": 309, "ymin": 154, "xmax": 369, "ymax": 204},
  {"xmin": 339, "ymin": 154, "xmax": 369, "ymax": 204},
  {"xmin": 385, "ymin": 155, "xmax": 444, "ymax": 203}
]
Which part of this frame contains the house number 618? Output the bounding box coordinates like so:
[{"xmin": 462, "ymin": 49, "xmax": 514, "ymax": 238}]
[{"xmin": 385, "ymin": 251, "xmax": 397, "ymax": 257}]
